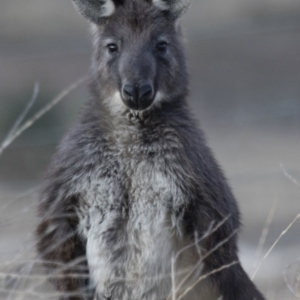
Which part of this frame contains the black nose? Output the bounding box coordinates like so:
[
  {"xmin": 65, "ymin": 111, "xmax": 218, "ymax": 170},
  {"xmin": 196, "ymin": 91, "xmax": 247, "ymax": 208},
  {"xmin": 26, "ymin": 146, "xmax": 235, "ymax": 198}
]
[{"xmin": 121, "ymin": 83, "xmax": 154, "ymax": 111}]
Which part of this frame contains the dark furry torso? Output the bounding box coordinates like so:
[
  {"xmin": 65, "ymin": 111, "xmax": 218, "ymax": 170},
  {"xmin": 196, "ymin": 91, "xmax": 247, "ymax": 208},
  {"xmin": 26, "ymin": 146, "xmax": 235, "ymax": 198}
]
[
  {"xmin": 37, "ymin": 1, "xmax": 265, "ymax": 298},
  {"xmin": 39, "ymin": 99, "xmax": 239, "ymax": 299}
]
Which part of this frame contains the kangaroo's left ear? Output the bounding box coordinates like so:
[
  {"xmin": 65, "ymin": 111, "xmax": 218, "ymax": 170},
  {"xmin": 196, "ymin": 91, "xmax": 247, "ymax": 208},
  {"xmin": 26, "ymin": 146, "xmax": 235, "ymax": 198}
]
[
  {"xmin": 152, "ymin": 0, "xmax": 192, "ymax": 20},
  {"xmin": 72, "ymin": 0, "xmax": 118, "ymax": 24}
]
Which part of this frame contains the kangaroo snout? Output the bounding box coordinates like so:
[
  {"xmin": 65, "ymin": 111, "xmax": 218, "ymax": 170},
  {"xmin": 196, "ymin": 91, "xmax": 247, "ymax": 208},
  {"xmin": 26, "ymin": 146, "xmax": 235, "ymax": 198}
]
[{"xmin": 121, "ymin": 81, "xmax": 154, "ymax": 111}]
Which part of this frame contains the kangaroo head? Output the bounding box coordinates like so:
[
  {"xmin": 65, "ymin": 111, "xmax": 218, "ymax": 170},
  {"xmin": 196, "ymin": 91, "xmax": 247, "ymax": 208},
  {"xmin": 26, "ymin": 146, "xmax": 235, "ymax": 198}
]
[{"xmin": 73, "ymin": 0, "xmax": 191, "ymax": 112}]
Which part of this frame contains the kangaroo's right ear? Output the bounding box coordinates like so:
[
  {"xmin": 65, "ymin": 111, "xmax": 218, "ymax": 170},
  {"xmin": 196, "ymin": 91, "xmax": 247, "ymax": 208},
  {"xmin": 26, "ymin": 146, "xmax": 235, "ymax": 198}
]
[{"xmin": 72, "ymin": 0, "xmax": 116, "ymax": 24}]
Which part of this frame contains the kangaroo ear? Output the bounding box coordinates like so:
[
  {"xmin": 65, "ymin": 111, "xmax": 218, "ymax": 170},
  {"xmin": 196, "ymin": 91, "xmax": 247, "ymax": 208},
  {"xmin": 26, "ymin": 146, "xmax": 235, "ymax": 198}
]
[
  {"xmin": 72, "ymin": 0, "xmax": 116, "ymax": 24},
  {"xmin": 152, "ymin": 0, "xmax": 192, "ymax": 20}
]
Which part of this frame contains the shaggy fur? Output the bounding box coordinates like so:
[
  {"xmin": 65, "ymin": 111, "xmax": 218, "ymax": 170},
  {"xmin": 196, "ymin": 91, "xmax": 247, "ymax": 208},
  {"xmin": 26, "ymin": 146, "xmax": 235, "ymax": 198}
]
[{"xmin": 36, "ymin": 1, "xmax": 265, "ymax": 299}]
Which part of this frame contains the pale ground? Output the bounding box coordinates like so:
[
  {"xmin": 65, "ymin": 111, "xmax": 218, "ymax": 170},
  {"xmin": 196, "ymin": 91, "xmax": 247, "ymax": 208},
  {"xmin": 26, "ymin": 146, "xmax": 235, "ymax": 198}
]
[{"xmin": 0, "ymin": 0, "xmax": 300, "ymax": 299}]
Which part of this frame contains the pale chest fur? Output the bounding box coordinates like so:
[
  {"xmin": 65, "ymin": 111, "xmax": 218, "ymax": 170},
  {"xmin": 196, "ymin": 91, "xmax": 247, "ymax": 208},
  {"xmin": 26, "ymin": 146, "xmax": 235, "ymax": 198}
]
[{"xmin": 76, "ymin": 126, "xmax": 220, "ymax": 300}]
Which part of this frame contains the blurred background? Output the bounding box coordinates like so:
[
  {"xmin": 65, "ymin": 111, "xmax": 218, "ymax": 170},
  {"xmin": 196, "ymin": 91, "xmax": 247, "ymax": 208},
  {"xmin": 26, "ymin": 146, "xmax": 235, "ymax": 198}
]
[{"xmin": 0, "ymin": 0, "xmax": 299, "ymax": 299}]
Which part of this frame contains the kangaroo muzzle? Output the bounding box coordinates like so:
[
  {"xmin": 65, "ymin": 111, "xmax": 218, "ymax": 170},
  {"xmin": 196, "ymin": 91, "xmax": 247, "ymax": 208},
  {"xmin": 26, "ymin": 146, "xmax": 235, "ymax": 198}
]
[{"xmin": 121, "ymin": 81, "xmax": 155, "ymax": 111}]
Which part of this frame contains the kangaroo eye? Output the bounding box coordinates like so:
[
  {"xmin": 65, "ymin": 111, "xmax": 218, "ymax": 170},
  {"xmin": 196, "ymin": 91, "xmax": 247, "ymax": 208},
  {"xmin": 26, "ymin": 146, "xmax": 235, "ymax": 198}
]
[
  {"xmin": 156, "ymin": 41, "xmax": 167, "ymax": 53},
  {"xmin": 107, "ymin": 43, "xmax": 118, "ymax": 54}
]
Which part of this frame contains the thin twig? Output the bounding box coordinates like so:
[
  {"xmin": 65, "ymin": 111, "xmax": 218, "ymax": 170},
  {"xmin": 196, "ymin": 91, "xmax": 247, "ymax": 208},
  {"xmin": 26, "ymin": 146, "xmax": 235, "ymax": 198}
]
[
  {"xmin": 295, "ymin": 274, "xmax": 300, "ymax": 299},
  {"xmin": 171, "ymin": 255, "xmax": 176, "ymax": 300},
  {"xmin": 0, "ymin": 272, "xmax": 90, "ymax": 280},
  {"xmin": 283, "ymin": 259, "xmax": 300, "ymax": 299},
  {"xmin": 0, "ymin": 187, "xmax": 38, "ymax": 214},
  {"xmin": 166, "ymin": 227, "xmax": 238, "ymax": 300},
  {"xmin": 173, "ymin": 216, "xmax": 230, "ymax": 264},
  {"xmin": 253, "ymin": 199, "xmax": 278, "ymax": 271},
  {"xmin": 0, "ymin": 287, "xmax": 89, "ymax": 299},
  {"xmin": 0, "ymin": 76, "xmax": 88, "ymax": 156},
  {"xmin": 5, "ymin": 83, "xmax": 39, "ymax": 142},
  {"xmin": 252, "ymin": 213, "xmax": 300, "ymax": 280},
  {"xmin": 177, "ymin": 261, "xmax": 238, "ymax": 300},
  {"xmin": 280, "ymin": 164, "xmax": 300, "ymax": 187}
]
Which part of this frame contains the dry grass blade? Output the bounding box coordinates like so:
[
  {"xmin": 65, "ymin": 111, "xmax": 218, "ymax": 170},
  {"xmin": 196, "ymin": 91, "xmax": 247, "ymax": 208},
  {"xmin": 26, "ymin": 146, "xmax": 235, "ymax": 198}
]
[
  {"xmin": 4, "ymin": 83, "xmax": 39, "ymax": 143},
  {"xmin": 280, "ymin": 164, "xmax": 300, "ymax": 187},
  {"xmin": 172, "ymin": 216, "xmax": 230, "ymax": 264},
  {"xmin": 0, "ymin": 76, "xmax": 88, "ymax": 156},
  {"xmin": 0, "ymin": 187, "xmax": 38, "ymax": 215},
  {"xmin": 253, "ymin": 199, "xmax": 278, "ymax": 271},
  {"xmin": 177, "ymin": 261, "xmax": 238, "ymax": 300},
  {"xmin": 252, "ymin": 213, "xmax": 300, "ymax": 280},
  {"xmin": 283, "ymin": 259, "xmax": 300, "ymax": 298},
  {"xmin": 167, "ymin": 219, "xmax": 238, "ymax": 300},
  {"xmin": 0, "ymin": 272, "xmax": 90, "ymax": 280},
  {"xmin": 171, "ymin": 256, "xmax": 176, "ymax": 300},
  {"xmin": 0, "ymin": 287, "xmax": 86, "ymax": 299},
  {"xmin": 172, "ymin": 229, "xmax": 238, "ymax": 298}
]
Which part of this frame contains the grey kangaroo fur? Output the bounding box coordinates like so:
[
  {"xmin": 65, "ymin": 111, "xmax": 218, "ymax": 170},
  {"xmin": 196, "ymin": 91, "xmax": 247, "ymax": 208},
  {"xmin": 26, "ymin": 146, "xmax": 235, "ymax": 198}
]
[{"xmin": 36, "ymin": 0, "xmax": 266, "ymax": 299}]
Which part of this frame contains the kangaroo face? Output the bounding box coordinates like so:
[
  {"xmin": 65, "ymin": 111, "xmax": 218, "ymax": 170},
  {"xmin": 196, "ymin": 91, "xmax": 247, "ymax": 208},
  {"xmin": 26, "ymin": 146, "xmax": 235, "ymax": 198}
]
[
  {"xmin": 93, "ymin": 7, "xmax": 188, "ymax": 111},
  {"xmin": 73, "ymin": 0, "xmax": 190, "ymax": 112}
]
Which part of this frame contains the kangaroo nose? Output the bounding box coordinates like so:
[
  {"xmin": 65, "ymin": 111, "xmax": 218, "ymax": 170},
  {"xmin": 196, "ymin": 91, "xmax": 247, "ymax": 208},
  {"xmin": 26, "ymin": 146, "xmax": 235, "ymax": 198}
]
[
  {"xmin": 123, "ymin": 84, "xmax": 136, "ymax": 100},
  {"xmin": 121, "ymin": 83, "xmax": 154, "ymax": 111},
  {"xmin": 139, "ymin": 84, "xmax": 152, "ymax": 100}
]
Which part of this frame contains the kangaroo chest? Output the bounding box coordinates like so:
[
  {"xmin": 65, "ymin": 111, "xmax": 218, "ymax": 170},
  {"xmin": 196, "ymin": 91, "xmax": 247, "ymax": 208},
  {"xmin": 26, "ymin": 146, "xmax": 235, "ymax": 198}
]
[
  {"xmin": 80, "ymin": 153, "xmax": 183, "ymax": 297},
  {"xmin": 78, "ymin": 137, "xmax": 219, "ymax": 300}
]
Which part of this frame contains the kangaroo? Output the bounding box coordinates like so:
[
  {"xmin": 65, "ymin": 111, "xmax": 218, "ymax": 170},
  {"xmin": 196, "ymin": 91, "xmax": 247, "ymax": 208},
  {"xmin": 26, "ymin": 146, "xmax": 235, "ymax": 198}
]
[{"xmin": 36, "ymin": 0, "xmax": 266, "ymax": 299}]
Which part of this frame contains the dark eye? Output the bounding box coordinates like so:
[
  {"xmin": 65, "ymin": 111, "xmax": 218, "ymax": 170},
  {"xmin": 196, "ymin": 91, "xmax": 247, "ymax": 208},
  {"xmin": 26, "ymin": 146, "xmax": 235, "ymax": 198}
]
[
  {"xmin": 107, "ymin": 43, "xmax": 118, "ymax": 54},
  {"xmin": 156, "ymin": 41, "xmax": 167, "ymax": 53}
]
